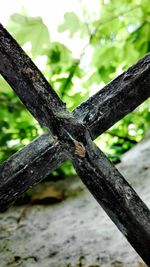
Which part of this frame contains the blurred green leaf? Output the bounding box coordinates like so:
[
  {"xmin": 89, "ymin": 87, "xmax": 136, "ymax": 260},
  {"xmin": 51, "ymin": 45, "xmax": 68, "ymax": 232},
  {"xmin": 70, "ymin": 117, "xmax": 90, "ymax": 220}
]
[
  {"xmin": 8, "ymin": 13, "xmax": 50, "ymax": 57},
  {"xmin": 58, "ymin": 12, "xmax": 87, "ymax": 37}
]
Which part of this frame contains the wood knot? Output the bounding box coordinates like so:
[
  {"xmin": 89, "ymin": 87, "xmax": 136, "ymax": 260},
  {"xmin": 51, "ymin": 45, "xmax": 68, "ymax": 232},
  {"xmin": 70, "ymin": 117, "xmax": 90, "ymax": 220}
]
[{"xmin": 73, "ymin": 140, "xmax": 86, "ymax": 158}]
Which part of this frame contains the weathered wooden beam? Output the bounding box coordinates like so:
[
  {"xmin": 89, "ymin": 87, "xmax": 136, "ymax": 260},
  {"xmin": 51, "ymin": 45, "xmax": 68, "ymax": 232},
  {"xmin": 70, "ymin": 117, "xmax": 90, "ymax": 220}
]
[
  {"xmin": 1, "ymin": 24, "xmax": 150, "ymax": 264},
  {"xmin": 45, "ymin": 113, "xmax": 150, "ymax": 264},
  {"xmin": 73, "ymin": 53, "xmax": 150, "ymax": 138},
  {"xmin": 71, "ymin": 128, "xmax": 150, "ymax": 265},
  {"xmin": 0, "ymin": 24, "xmax": 149, "ymax": 138},
  {"xmin": 0, "ymin": 134, "xmax": 66, "ymax": 210},
  {"xmin": 0, "ymin": 24, "xmax": 66, "ymax": 133},
  {"xmin": 0, "ymin": 24, "xmax": 150, "ymax": 210}
]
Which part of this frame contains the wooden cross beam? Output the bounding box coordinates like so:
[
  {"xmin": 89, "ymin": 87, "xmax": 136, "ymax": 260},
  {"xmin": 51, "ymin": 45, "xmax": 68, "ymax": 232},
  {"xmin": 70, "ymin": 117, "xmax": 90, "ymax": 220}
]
[{"xmin": 0, "ymin": 24, "xmax": 150, "ymax": 264}]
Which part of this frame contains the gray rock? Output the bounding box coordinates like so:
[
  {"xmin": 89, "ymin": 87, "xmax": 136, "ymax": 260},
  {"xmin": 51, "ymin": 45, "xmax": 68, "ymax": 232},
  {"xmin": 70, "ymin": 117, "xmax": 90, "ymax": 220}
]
[{"xmin": 0, "ymin": 131, "xmax": 149, "ymax": 267}]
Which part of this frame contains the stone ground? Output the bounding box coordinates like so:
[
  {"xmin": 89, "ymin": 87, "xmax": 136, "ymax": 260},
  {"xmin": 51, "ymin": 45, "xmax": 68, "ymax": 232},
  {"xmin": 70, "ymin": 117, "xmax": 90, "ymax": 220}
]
[{"xmin": 0, "ymin": 131, "xmax": 150, "ymax": 267}]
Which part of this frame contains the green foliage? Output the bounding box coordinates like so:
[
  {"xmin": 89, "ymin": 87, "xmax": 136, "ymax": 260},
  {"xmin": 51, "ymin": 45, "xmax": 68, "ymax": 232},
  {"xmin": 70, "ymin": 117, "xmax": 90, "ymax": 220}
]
[
  {"xmin": 44, "ymin": 42, "xmax": 88, "ymax": 110},
  {"xmin": 0, "ymin": 78, "xmax": 41, "ymax": 162},
  {"xmin": 0, "ymin": 0, "xmax": 150, "ymax": 173},
  {"xmin": 58, "ymin": 12, "xmax": 88, "ymax": 37},
  {"xmin": 8, "ymin": 14, "xmax": 50, "ymax": 57},
  {"xmin": 95, "ymin": 99, "xmax": 150, "ymax": 162}
]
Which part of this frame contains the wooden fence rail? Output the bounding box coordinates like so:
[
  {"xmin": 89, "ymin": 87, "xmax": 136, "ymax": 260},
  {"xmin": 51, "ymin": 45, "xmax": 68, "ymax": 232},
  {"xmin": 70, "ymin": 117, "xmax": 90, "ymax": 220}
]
[{"xmin": 0, "ymin": 24, "xmax": 150, "ymax": 265}]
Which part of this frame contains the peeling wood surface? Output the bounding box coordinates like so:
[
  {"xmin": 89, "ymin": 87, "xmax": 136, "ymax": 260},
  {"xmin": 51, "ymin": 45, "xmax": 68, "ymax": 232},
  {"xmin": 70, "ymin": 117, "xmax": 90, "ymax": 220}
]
[{"xmin": 0, "ymin": 24, "xmax": 150, "ymax": 264}]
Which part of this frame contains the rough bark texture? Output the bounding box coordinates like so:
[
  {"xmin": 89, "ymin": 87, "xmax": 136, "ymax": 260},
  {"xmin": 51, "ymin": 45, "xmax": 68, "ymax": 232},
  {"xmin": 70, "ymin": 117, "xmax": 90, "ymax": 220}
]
[{"xmin": 0, "ymin": 24, "xmax": 150, "ymax": 264}]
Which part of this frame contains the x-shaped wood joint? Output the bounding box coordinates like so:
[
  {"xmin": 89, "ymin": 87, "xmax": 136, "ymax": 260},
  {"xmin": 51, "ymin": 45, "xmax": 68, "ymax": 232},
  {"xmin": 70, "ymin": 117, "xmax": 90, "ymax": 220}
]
[{"xmin": 0, "ymin": 24, "xmax": 150, "ymax": 264}]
